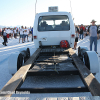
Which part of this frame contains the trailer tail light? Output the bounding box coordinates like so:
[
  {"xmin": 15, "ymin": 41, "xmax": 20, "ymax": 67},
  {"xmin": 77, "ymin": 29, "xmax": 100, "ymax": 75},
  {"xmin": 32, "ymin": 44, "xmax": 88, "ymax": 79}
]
[
  {"xmin": 71, "ymin": 34, "xmax": 75, "ymax": 38},
  {"xmin": 34, "ymin": 36, "xmax": 37, "ymax": 39}
]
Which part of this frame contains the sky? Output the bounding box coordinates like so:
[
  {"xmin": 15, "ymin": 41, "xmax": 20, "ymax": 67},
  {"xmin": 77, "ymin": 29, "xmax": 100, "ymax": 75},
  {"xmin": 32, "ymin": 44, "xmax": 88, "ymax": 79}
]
[{"xmin": 0, "ymin": 0, "xmax": 100, "ymax": 28}]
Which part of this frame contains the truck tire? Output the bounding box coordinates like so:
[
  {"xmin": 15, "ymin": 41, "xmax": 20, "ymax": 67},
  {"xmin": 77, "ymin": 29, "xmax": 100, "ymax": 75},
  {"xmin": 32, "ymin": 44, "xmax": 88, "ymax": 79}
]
[
  {"xmin": 26, "ymin": 48, "xmax": 30, "ymax": 58},
  {"xmin": 17, "ymin": 53, "xmax": 23, "ymax": 70},
  {"xmin": 78, "ymin": 46, "xmax": 81, "ymax": 57},
  {"xmin": 78, "ymin": 46, "xmax": 88, "ymax": 61},
  {"xmin": 20, "ymin": 48, "xmax": 30, "ymax": 63},
  {"xmin": 83, "ymin": 52, "xmax": 90, "ymax": 70}
]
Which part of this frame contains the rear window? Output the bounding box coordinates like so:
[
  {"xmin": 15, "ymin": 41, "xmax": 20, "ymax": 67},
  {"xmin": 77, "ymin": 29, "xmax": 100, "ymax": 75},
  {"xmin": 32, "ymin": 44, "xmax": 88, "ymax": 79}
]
[{"xmin": 38, "ymin": 15, "xmax": 70, "ymax": 31}]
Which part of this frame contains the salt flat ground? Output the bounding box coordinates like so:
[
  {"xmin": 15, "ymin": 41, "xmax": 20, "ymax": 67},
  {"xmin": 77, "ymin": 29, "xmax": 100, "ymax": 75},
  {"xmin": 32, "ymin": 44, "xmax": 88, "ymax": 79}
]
[{"xmin": 0, "ymin": 36, "xmax": 100, "ymax": 98}]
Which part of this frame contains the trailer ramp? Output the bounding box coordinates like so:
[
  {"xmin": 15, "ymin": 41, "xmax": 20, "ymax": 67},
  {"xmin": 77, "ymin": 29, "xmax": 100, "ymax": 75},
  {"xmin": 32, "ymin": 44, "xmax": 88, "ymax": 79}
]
[{"xmin": 0, "ymin": 48, "xmax": 100, "ymax": 97}]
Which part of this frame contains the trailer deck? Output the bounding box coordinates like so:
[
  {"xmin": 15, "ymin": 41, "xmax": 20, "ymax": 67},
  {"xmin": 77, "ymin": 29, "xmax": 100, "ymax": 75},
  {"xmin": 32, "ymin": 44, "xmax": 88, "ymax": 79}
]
[
  {"xmin": 28, "ymin": 48, "xmax": 78, "ymax": 76},
  {"xmin": 0, "ymin": 47, "xmax": 100, "ymax": 97}
]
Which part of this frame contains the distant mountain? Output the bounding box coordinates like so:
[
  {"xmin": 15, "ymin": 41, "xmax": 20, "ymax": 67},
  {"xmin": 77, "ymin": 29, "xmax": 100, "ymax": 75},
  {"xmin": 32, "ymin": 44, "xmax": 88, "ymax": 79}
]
[
  {"xmin": 0, "ymin": 25, "xmax": 21, "ymax": 28},
  {"xmin": 0, "ymin": 25, "xmax": 6, "ymax": 28},
  {"xmin": 16, "ymin": 25, "xmax": 21, "ymax": 28}
]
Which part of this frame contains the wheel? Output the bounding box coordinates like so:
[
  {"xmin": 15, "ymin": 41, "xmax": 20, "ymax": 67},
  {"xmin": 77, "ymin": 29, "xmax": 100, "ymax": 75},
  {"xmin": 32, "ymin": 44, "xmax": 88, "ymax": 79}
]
[
  {"xmin": 93, "ymin": 73, "xmax": 96, "ymax": 76},
  {"xmin": 83, "ymin": 51, "xmax": 99, "ymax": 74},
  {"xmin": 20, "ymin": 50, "xmax": 27, "ymax": 57},
  {"xmin": 12, "ymin": 74, "xmax": 14, "ymax": 76},
  {"xmin": 78, "ymin": 46, "xmax": 81, "ymax": 57},
  {"xmin": 83, "ymin": 52, "xmax": 90, "ymax": 70},
  {"xmin": 26, "ymin": 48, "xmax": 30, "ymax": 58},
  {"xmin": 23, "ymin": 48, "xmax": 30, "ymax": 62},
  {"xmin": 78, "ymin": 46, "xmax": 88, "ymax": 61},
  {"xmin": 17, "ymin": 53, "xmax": 23, "ymax": 70}
]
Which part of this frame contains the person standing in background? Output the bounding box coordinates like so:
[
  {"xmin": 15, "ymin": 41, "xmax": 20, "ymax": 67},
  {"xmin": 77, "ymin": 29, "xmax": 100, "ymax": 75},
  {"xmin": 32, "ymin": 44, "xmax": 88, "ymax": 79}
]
[
  {"xmin": 27, "ymin": 27, "xmax": 30, "ymax": 37},
  {"xmin": 31, "ymin": 27, "xmax": 33, "ymax": 41},
  {"xmin": 19, "ymin": 26, "xmax": 24, "ymax": 43},
  {"xmin": 10, "ymin": 28, "xmax": 13, "ymax": 38},
  {"xmin": 24, "ymin": 26, "xmax": 29, "ymax": 42},
  {"xmin": 5, "ymin": 28, "xmax": 8, "ymax": 43},
  {"xmin": 18, "ymin": 27, "xmax": 20, "ymax": 36},
  {"xmin": 88, "ymin": 19, "xmax": 98, "ymax": 54},
  {"xmin": 79, "ymin": 24, "xmax": 85, "ymax": 40},
  {"xmin": 29, "ymin": 26, "xmax": 32, "ymax": 34},
  {"xmin": 16, "ymin": 28, "xmax": 18, "ymax": 36},
  {"xmin": 97, "ymin": 25, "xmax": 100, "ymax": 39},
  {"xmin": 73, "ymin": 25, "xmax": 79, "ymax": 50},
  {"xmin": 9, "ymin": 28, "xmax": 11, "ymax": 39},
  {"xmin": 2, "ymin": 28, "xmax": 7, "ymax": 46},
  {"xmin": 14, "ymin": 28, "xmax": 17, "ymax": 39},
  {"xmin": 86, "ymin": 25, "xmax": 89, "ymax": 36},
  {"xmin": 6, "ymin": 28, "xmax": 10, "ymax": 39},
  {"xmin": 83, "ymin": 26, "xmax": 86, "ymax": 38}
]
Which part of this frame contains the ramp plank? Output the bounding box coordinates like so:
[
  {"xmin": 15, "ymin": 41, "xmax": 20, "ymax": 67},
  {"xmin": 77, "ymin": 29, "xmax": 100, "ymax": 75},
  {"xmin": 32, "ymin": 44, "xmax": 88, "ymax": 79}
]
[
  {"xmin": 0, "ymin": 48, "xmax": 41, "ymax": 97},
  {"xmin": 68, "ymin": 48, "xmax": 100, "ymax": 96}
]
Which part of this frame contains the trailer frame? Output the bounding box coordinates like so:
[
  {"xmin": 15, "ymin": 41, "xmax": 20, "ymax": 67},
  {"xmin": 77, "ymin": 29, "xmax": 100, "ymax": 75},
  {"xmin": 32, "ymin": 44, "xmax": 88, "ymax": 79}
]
[{"xmin": 0, "ymin": 48, "xmax": 100, "ymax": 97}]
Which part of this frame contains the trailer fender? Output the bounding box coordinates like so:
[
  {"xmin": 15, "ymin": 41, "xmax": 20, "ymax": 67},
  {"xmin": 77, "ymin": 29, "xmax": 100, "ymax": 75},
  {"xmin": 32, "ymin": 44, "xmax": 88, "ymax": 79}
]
[
  {"xmin": 19, "ymin": 47, "xmax": 27, "ymax": 52},
  {"xmin": 8, "ymin": 52, "xmax": 19, "ymax": 75},
  {"xmin": 8, "ymin": 48, "xmax": 30, "ymax": 75},
  {"xmin": 29, "ymin": 47, "xmax": 37, "ymax": 56},
  {"xmin": 83, "ymin": 51, "xmax": 99, "ymax": 74}
]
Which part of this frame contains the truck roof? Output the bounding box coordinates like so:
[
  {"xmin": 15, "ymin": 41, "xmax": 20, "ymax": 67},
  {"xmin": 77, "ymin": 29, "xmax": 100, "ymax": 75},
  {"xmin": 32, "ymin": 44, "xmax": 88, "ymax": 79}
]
[{"xmin": 36, "ymin": 12, "xmax": 71, "ymax": 16}]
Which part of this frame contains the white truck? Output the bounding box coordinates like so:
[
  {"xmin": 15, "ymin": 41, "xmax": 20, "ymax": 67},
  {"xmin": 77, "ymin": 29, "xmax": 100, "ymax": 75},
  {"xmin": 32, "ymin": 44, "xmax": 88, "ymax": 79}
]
[
  {"xmin": 33, "ymin": 11, "xmax": 75, "ymax": 48},
  {"xmin": 9, "ymin": 9, "xmax": 99, "ymax": 75},
  {"xmin": 1, "ymin": 7, "xmax": 100, "ymax": 97}
]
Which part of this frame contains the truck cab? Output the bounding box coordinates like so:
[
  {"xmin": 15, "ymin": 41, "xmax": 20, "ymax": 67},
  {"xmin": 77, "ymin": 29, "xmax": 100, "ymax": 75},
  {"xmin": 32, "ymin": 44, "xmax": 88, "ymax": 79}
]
[{"xmin": 33, "ymin": 10, "xmax": 75, "ymax": 48}]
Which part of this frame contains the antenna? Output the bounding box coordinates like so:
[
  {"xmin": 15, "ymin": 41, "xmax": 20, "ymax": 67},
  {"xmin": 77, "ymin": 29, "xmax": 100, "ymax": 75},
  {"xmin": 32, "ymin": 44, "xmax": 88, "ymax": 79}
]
[
  {"xmin": 35, "ymin": 0, "xmax": 37, "ymax": 16},
  {"xmin": 69, "ymin": 0, "xmax": 74, "ymax": 20}
]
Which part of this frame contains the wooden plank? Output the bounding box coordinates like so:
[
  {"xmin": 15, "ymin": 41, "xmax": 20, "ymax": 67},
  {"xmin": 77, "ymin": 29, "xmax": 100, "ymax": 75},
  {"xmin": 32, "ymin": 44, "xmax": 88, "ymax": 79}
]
[
  {"xmin": 0, "ymin": 48, "xmax": 41, "ymax": 97},
  {"xmin": 68, "ymin": 48, "xmax": 100, "ymax": 96}
]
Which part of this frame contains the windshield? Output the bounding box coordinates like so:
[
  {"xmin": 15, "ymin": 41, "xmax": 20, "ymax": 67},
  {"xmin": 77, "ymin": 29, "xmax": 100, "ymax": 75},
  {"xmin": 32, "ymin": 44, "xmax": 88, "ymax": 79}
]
[{"xmin": 38, "ymin": 15, "xmax": 70, "ymax": 31}]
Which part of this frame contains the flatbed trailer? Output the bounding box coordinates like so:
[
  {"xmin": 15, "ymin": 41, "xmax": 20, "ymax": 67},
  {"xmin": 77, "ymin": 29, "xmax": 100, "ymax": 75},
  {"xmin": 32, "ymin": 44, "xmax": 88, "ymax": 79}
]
[{"xmin": 0, "ymin": 47, "xmax": 100, "ymax": 97}]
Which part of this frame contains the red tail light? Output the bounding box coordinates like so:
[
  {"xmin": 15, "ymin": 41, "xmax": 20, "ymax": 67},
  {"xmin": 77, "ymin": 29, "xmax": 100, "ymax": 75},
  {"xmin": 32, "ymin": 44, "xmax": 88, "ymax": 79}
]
[
  {"xmin": 34, "ymin": 36, "xmax": 37, "ymax": 39},
  {"xmin": 71, "ymin": 34, "xmax": 75, "ymax": 38}
]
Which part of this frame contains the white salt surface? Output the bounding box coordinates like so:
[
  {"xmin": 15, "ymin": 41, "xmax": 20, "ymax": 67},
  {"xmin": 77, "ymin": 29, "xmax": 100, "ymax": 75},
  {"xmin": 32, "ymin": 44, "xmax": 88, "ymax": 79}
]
[{"xmin": 0, "ymin": 36, "xmax": 100, "ymax": 98}]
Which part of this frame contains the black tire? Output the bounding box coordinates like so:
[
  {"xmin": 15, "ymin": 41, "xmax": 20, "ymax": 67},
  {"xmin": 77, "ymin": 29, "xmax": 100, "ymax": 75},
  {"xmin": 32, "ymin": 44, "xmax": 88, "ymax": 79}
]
[
  {"xmin": 93, "ymin": 73, "xmax": 96, "ymax": 76},
  {"xmin": 83, "ymin": 52, "xmax": 90, "ymax": 70},
  {"xmin": 20, "ymin": 50, "xmax": 27, "ymax": 57},
  {"xmin": 78, "ymin": 46, "xmax": 81, "ymax": 57},
  {"xmin": 78, "ymin": 46, "xmax": 83, "ymax": 61},
  {"xmin": 26, "ymin": 48, "xmax": 30, "ymax": 58},
  {"xmin": 17, "ymin": 53, "xmax": 23, "ymax": 70}
]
